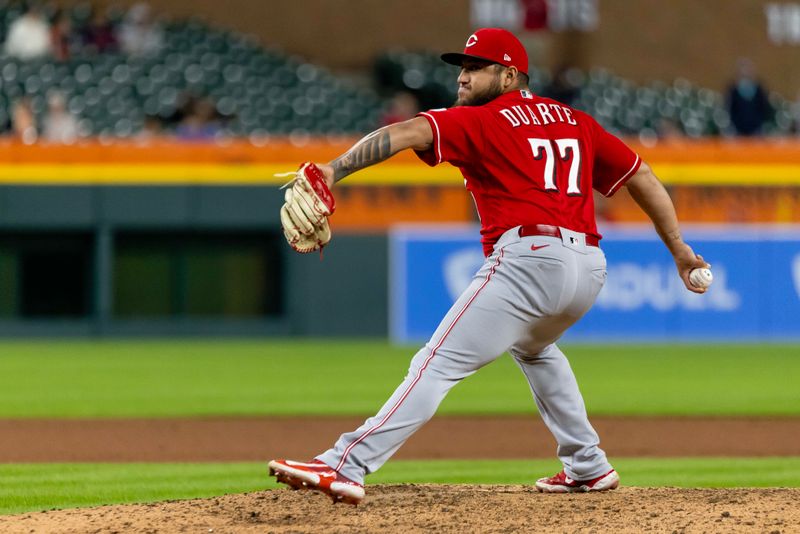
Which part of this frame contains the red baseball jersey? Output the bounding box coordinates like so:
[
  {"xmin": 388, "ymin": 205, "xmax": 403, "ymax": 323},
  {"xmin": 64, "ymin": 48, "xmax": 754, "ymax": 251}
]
[{"xmin": 415, "ymin": 90, "xmax": 641, "ymax": 256}]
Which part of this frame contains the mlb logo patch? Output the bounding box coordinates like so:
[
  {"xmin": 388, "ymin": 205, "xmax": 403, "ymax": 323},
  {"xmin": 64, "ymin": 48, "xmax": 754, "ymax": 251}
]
[
  {"xmin": 521, "ymin": 90, "xmax": 533, "ymax": 99},
  {"xmin": 503, "ymin": 53, "xmax": 511, "ymax": 61}
]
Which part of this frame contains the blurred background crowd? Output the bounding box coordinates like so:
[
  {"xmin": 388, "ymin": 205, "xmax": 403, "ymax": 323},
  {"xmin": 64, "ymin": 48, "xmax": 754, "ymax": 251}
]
[
  {"xmin": 0, "ymin": 0, "xmax": 797, "ymax": 333},
  {"xmin": 1, "ymin": 1, "xmax": 249, "ymax": 142},
  {"xmin": 0, "ymin": 0, "xmax": 797, "ymax": 145}
]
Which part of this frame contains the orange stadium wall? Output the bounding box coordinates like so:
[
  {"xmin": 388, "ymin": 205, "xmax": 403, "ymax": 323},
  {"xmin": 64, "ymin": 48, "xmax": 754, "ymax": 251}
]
[
  {"xmin": 0, "ymin": 139, "xmax": 798, "ymax": 227},
  {"xmin": 62, "ymin": 0, "xmax": 800, "ymax": 96}
]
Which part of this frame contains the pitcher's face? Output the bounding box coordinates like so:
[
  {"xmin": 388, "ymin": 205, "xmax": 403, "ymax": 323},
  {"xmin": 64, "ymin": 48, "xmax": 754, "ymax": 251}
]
[{"xmin": 455, "ymin": 60, "xmax": 504, "ymax": 107}]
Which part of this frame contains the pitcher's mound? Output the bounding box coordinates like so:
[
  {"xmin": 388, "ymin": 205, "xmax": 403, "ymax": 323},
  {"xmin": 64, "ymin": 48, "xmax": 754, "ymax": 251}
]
[{"xmin": 2, "ymin": 486, "xmax": 798, "ymax": 533}]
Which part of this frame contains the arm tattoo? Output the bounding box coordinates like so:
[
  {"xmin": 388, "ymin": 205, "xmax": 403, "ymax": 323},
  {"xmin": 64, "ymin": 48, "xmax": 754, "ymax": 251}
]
[{"xmin": 330, "ymin": 129, "xmax": 393, "ymax": 183}]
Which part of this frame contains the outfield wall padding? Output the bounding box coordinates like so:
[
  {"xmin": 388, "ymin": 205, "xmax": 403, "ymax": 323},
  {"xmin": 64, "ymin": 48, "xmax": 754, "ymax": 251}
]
[{"xmin": 0, "ymin": 185, "xmax": 388, "ymax": 337}]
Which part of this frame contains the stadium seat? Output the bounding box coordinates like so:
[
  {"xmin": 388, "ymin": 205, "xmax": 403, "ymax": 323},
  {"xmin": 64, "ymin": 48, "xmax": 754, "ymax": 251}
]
[
  {"xmin": 0, "ymin": 3, "xmax": 791, "ymax": 139},
  {"xmin": 372, "ymin": 51, "xmax": 795, "ymax": 138}
]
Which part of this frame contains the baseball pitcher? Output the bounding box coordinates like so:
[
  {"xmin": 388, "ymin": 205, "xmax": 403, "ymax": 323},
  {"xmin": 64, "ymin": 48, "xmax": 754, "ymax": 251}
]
[{"xmin": 271, "ymin": 28, "xmax": 709, "ymax": 504}]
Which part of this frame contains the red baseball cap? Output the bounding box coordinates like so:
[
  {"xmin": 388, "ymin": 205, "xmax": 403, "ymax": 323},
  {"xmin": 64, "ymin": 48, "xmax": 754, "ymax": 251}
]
[{"xmin": 441, "ymin": 28, "xmax": 529, "ymax": 75}]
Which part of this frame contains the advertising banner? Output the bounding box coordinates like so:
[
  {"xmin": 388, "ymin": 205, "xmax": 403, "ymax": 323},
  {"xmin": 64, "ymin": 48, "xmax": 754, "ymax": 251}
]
[{"xmin": 389, "ymin": 224, "xmax": 800, "ymax": 343}]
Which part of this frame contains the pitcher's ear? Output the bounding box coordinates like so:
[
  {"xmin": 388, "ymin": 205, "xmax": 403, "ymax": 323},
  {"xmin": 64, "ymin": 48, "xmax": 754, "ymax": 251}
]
[{"xmin": 505, "ymin": 66, "xmax": 519, "ymax": 87}]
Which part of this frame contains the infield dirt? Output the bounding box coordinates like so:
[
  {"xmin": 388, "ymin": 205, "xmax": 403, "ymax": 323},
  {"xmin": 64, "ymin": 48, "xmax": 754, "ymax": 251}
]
[
  {"xmin": 1, "ymin": 486, "xmax": 798, "ymax": 533},
  {"xmin": 1, "ymin": 415, "xmax": 799, "ymax": 461},
  {"xmin": 2, "ymin": 416, "xmax": 800, "ymax": 533}
]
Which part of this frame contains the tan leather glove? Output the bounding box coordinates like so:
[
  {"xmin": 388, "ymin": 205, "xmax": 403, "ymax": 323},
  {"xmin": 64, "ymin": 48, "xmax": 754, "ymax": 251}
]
[{"xmin": 277, "ymin": 162, "xmax": 336, "ymax": 254}]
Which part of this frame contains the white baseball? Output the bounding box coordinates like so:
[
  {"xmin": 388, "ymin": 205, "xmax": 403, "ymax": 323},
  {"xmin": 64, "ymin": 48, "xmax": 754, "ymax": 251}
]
[{"xmin": 689, "ymin": 268, "xmax": 713, "ymax": 289}]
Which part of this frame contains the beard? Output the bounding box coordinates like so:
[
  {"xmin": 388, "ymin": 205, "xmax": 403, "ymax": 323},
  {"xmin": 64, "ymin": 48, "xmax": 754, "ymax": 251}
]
[{"xmin": 454, "ymin": 76, "xmax": 503, "ymax": 107}]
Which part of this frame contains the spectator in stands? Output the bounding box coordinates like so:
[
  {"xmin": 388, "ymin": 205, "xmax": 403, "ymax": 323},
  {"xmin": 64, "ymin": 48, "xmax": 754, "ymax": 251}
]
[
  {"xmin": 42, "ymin": 91, "xmax": 79, "ymax": 144},
  {"xmin": 656, "ymin": 118, "xmax": 684, "ymax": 140},
  {"xmin": 380, "ymin": 91, "xmax": 420, "ymax": 126},
  {"xmin": 725, "ymin": 58, "xmax": 772, "ymax": 136},
  {"xmin": 81, "ymin": 9, "xmax": 118, "ymax": 54},
  {"xmin": 542, "ymin": 64, "xmax": 582, "ymax": 106},
  {"xmin": 4, "ymin": 4, "xmax": 52, "ymax": 61},
  {"xmin": 11, "ymin": 97, "xmax": 38, "ymax": 144},
  {"xmin": 518, "ymin": 0, "xmax": 550, "ymax": 67},
  {"xmin": 174, "ymin": 97, "xmax": 222, "ymax": 140},
  {"xmin": 791, "ymin": 91, "xmax": 800, "ymax": 136},
  {"xmin": 118, "ymin": 3, "xmax": 163, "ymax": 57},
  {"xmin": 51, "ymin": 11, "xmax": 76, "ymax": 62},
  {"xmin": 136, "ymin": 115, "xmax": 164, "ymax": 142}
]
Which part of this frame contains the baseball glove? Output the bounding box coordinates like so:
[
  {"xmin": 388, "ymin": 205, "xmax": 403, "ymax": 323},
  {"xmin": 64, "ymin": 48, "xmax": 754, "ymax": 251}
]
[{"xmin": 277, "ymin": 162, "xmax": 336, "ymax": 254}]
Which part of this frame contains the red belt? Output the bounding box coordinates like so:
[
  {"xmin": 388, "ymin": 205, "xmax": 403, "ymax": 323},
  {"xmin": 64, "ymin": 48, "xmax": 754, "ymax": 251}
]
[{"xmin": 518, "ymin": 224, "xmax": 600, "ymax": 247}]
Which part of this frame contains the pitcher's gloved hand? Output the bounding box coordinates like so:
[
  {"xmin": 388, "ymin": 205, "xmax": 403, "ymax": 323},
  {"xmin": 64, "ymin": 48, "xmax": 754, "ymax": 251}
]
[
  {"xmin": 280, "ymin": 205, "xmax": 332, "ymax": 253},
  {"xmin": 277, "ymin": 162, "xmax": 336, "ymax": 254}
]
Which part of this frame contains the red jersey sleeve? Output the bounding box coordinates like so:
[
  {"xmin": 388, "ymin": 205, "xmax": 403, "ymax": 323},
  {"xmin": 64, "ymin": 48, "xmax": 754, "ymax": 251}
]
[
  {"xmin": 588, "ymin": 117, "xmax": 642, "ymax": 197},
  {"xmin": 414, "ymin": 107, "xmax": 484, "ymax": 167}
]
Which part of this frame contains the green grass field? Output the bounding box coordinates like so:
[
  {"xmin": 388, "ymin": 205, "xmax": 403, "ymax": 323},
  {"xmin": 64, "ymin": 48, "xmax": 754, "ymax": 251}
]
[
  {"xmin": 0, "ymin": 340, "xmax": 799, "ymax": 515},
  {"xmin": 0, "ymin": 340, "xmax": 798, "ymax": 417},
  {"xmin": 2, "ymin": 458, "xmax": 800, "ymax": 515}
]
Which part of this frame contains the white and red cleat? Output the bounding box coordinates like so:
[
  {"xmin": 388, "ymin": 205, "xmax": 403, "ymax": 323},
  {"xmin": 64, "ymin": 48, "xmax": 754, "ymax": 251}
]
[
  {"xmin": 535, "ymin": 469, "xmax": 620, "ymax": 493},
  {"xmin": 268, "ymin": 459, "xmax": 365, "ymax": 505}
]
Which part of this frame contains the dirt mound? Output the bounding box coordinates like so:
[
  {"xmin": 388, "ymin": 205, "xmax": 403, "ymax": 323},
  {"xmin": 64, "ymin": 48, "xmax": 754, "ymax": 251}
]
[{"xmin": 2, "ymin": 486, "xmax": 797, "ymax": 533}]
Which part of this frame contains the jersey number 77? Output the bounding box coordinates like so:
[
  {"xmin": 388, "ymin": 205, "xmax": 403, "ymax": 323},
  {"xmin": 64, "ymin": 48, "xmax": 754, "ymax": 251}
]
[{"xmin": 528, "ymin": 138, "xmax": 582, "ymax": 196}]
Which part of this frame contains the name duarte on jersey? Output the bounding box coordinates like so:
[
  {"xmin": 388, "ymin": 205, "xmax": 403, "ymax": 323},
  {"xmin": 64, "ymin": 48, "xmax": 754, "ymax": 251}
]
[{"xmin": 499, "ymin": 90, "xmax": 578, "ymax": 128}]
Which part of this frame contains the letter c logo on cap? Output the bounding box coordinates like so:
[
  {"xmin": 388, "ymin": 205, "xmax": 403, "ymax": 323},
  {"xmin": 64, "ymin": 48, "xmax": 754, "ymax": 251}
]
[{"xmin": 466, "ymin": 34, "xmax": 478, "ymax": 47}]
